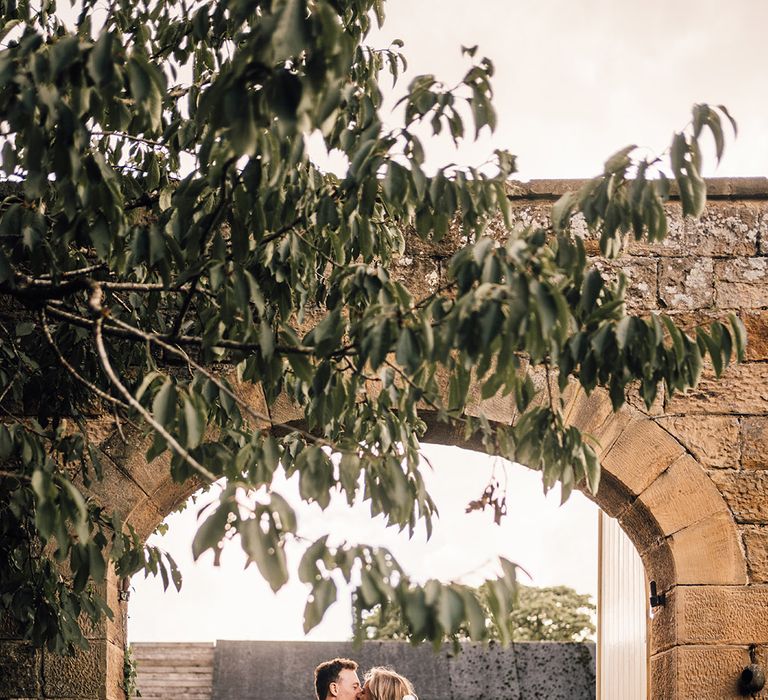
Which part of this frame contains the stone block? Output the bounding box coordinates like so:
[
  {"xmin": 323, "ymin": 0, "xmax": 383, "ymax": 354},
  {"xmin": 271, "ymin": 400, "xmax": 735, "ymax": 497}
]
[
  {"xmin": 564, "ymin": 387, "xmax": 635, "ymax": 460},
  {"xmin": 628, "ymin": 205, "xmax": 686, "ymax": 257},
  {"xmin": 685, "ymin": 202, "xmax": 760, "ymax": 257},
  {"xmin": 0, "ymin": 612, "xmax": 24, "ymax": 639},
  {"xmin": 675, "ymin": 585, "xmax": 768, "ymax": 645},
  {"xmin": 83, "ymin": 456, "xmax": 149, "ymax": 524},
  {"xmin": 124, "ymin": 497, "xmax": 165, "ymax": 540},
  {"xmin": 0, "ymin": 641, "xmax": 40, "ymax": 697},
  {"xmin": 655, "ymin": 415, "xmax": 740, "ymax": 469},
  {"xmin": 641, "ymin": 539, "xmax": 676, "ymax": 593},
  {"xmin": 650, "ymin": 644, "xmax": 749, "ymax": 700},
  {"xmin": 649, "ymin": 586, "xmax": 678, "ymax": 654},
  {"xmin": 743, "ymin": 526, "xmax": 768, "ymax": 583},
  {"xmin": 617, "ymin": 496, "xmax": 664, "ymax": 554},
  {"xmin": 715, "ymin": 257, "xmax": 768, "ymax": 309},
  {"xmin": 635, "ymin": 454, "xmax": 727, "ymax": 536},
  {"xmin": 666, "ymin": 363, "xmax": 768, "ymax": 415},
  {"xmin": 43, "ymin": 640, "xmax": 106, "ymax": 698},
  {"xmin": 582, "ymin": 470, "xmax": 635, "ymax": 519},
  {"xmin": 106, "ymin": 639, "xmax": 126, "ymax": 700},
  {"xmin": 742, "ymin": 525, "xmax": 768, "ymax": 583},
  {"xmin": 743, "ymin": 311, "xmax": 768, "ymax": 361},
  {"xmin": 659, "ymin": 257, "xmax": 714, "ymax": 310},
  {"xmin": 666, "ymin": 511, "xmax": 747, "ymax": 585},
  {"xmin": 710, "ymin": 470, "xmax": 768, "ymax": 524},
  {"xmin": 742, "ymin": 417, "xmax": 768, "ymax": 470},
  {"xmin": 601, "ymin": 416, "xmax": 686, "ymax": 496},
  {"xmin": 592, "ymin": 256, "xmax": 658, "ymax": 310}
]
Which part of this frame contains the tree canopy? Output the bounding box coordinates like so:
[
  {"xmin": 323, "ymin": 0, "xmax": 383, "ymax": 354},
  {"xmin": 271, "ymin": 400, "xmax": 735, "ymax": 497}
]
[
  {"xmin": 363, "ymin": 584, "xmax": 595, "ymax": 643},
  {"xmin": 0, "ymin": 0, "xmax": 743, "ymax": 655}
]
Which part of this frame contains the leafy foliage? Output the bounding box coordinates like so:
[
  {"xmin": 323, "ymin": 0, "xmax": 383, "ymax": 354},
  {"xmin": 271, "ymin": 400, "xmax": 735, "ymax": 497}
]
[
  {"xmin": 363, "ymin": 583, "xmax": 595, "ymax": 643},
  {"xmin": 0, "ymin": 0, "xmax": 743, "ymax": 654}
]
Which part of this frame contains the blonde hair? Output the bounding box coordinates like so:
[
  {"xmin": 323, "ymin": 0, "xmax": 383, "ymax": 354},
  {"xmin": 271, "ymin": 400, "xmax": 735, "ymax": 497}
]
[{"xmin": 364, "ymin": 667, "xmax": 417, "ymax": 700}]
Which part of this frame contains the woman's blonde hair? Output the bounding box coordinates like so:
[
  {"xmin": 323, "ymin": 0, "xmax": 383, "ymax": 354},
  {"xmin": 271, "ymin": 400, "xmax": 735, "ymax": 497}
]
[{"xmin": 364, "ymin": 667, "xmax": 417, "ymax": 700}]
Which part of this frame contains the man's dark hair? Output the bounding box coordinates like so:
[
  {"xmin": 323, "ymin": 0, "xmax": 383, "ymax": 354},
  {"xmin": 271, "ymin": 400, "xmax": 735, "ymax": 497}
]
[{"xmin": 314, "ymin": 658, "xmax": 358, "ymax": 700}]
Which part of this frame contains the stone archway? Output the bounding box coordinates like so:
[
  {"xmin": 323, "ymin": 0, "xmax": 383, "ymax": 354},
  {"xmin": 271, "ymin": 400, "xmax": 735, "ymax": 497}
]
[{"xmin": 4, "ymin": 178, "xmax": 768, "ymax": 700}]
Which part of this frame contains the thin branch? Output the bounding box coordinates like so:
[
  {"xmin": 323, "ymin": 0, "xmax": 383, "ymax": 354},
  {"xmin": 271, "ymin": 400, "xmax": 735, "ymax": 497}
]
[
  {"xmin": 40, "ymin": 308, "xmax": 128, "ymax": 408},
  {"xmin": 39, "ymin": 263, "xmax": 107, "ymax": 280},
  {"xmin": 0, "ymin": 370, "xmax": 19, "ymax": 405},
  {"xmin": 0, "ymin": 470, "xmax": 30, "ymax": 482},
  {"xmin": 92, "ymin": 312, "xmax": 218, "ymax": 483},
  {"xmin": 18, "ymin": 274, "xmax": 182, "ymax": 293},
  {"xmin": 106, "ymin": 315, "xmax": 366, "ymax": 457},
  {"xmin": 44, "ymin": 304, "xmax": 316, "ymax": 355}
]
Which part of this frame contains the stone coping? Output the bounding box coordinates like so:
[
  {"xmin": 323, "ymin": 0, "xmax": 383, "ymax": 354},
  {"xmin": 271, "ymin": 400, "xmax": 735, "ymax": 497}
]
[{"xmin": 507, "ymin": 177, "xmax": 768, "ymax": 200}]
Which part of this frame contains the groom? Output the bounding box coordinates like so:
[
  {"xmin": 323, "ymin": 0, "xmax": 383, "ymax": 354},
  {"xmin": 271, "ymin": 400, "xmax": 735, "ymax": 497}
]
[{"xmin": 314, "ymin": 657, "xmax": 363, "ymax": 700}]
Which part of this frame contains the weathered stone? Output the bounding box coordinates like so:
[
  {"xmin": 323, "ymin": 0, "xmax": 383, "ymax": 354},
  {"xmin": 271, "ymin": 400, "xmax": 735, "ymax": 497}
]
[
  {"xmin": 592, "ymin": 256, "xmax": 658, "ymax": 310},
  {"xmin": 685, "ymin": 202, "xmax": 760, "ymax": 257},
  {"xmin": 125, "ymin": 497, "xmax": 165, "ymax": 540},
  {"xmin": 710, "ymin": 470, "xmax": 768, "ymax": 524},
  {"xmin": 106, "ymin": 639, "xmax": 126, "ymax": 700},
  {"xmin": 641, "ymin": 539, "xmax": 677, "ymax": 593},
  {"xmin": 601, "ymin": 415, "xmax": 686, "ymax": 495},
  {"xmin": 564, "ymin": 387, "xmax": 636, "ymax": 460},
  {"xmin": 675, "ymin": 585, "xmax": 768, "ymax": 645},
  {"xmin": 628, "ymin": 205, "xmax": 686, "ymax": 257},
  {"xmin": 618, "ymin": 497, "xmax": 663, "ymax": 554},
  {"xmin": 715, "ymin": 257, "xmax": 768, "ymax": 309},
  {"xmin": 635, "ymin": 454, "xmax": 728, "ymax": 536},
  {"xmin": 655, "ymin": 415, "xmax": 740, "ymax": 469},
  {"xmin": 742, "ymin": 417, "xmax": 768, "ymax": 470},
  {"xmin": 667, "ymin": 511, "xmax": 747, "ymax": 585},
  {"xmin": 43, "ymin": 641, "xmax": 106, "ymax": 698},
  {"xmin": 743, "ymin": 526, "xmax": 768, "ymax": 583},
  {"xmin": 650, "ymin": 644, "xmax": 749, "ymax": 700},
  {"xmin": 0, "ymin": 642, "xmax": 40, "ymax": 697},
  {"xmin": 666, "ymin": 363, "xmax": 768, "ymax": 415},
  {"xmin": 743, "ymin": 311, "xmax": 768, "ymax": 361},
  {"xmin": 389, "ymin": 255, "xmax": 441, "ymax": 300},
  {"xmin": 580, "ymin": 470, "xmax": 635, "ymax": 519},
  {"xmin": 659, "ymin": 256, "xmax": 714, "ymax": 309}
]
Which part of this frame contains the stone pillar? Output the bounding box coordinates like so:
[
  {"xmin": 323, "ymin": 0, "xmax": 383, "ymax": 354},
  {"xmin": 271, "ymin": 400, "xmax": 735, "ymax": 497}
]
[{"xmin": 0, "ymin": 567, "xmax": 127, "ymax": 700}]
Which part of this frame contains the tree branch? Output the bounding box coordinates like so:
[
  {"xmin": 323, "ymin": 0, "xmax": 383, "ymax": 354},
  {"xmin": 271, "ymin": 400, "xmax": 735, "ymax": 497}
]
[
  {"xmin": 40, "ymin": 308, "xmax": 128, "ymax": 409},
  {"xmin": 106, "ymin": 315, "xmax": 373, "ymax": 458},
  {"xmin": 92, "ymin": 311, "xmax": 218, "ymax": 483}
]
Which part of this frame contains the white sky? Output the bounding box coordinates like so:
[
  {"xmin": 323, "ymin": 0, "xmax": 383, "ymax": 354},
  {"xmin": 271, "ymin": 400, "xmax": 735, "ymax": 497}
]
[
  {"xmin": 128, "ymin": 0, "xmax": 768, "ymax": 643},
  {"xmin": 128, "ymin": 447, "xmax": 598, "ymax": 642}
]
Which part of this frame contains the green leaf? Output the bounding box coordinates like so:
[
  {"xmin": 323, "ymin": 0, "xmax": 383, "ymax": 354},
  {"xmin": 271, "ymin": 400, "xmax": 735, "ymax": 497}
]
[
  {"xmin": 153, "ymin": 380, "xmax": 177, "ymax": 427},
  {"xmin": 182, "ymin": 396, "xmax": 204, "ymax": 448},
  {"xmin": 191, "ymin": 504, "xmax": 229, "ymax": 560},
  {"xmin": 272, "ymin": 0, "xmax": 308, "ymax": 61},
  {"xmin": 437, "ymin": 586, "xmax": 464, "ymax": 634},
  {"xmin": 87, "ymin": 31, "xmax": 115, "ymax": 86}
]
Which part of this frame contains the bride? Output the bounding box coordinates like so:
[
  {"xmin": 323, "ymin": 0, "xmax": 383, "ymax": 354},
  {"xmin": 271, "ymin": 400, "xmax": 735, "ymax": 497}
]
[{"xmin": 361, "ymin": 667, "xmax": 418, "ymax": 700}]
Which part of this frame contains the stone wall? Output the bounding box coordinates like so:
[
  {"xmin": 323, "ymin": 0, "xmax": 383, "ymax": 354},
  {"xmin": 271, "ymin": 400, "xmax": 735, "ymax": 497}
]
[
  {"xmin": 133, "ymin": 640, "xmax": 594, "ymax": 700},
  {"xmin": 5, "ymin": 178, "xmax": 768, "ymax": 699}
]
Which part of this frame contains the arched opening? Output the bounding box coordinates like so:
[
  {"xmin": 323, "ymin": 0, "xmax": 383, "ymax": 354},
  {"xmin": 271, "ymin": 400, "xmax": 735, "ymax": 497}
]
[
  {"xmin": 128, "ymin": 443, "xmax": 601, "ymax": 698},
  {"xmin": 112, "ymin": 384, "xmax": 747, "ymax": 699}
]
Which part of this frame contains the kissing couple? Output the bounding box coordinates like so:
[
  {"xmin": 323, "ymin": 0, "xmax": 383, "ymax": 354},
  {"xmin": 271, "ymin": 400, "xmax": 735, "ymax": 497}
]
[{"xmin": 315, "ymin": 658, "xmax": 417, "ymax": 700}]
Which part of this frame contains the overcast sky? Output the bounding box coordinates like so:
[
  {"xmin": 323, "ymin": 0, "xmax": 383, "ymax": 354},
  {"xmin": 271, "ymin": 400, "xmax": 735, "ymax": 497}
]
[{"xmin": 128, "ymin": 0, "xmax": 767, "ymax": 643}]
